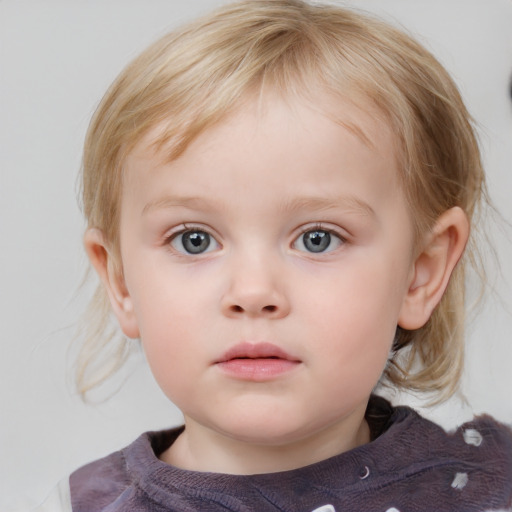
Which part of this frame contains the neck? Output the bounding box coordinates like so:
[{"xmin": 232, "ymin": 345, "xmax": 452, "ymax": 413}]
[{"xmin": 160, "ymin": 412, "xmax": 370, "ymax": 475}]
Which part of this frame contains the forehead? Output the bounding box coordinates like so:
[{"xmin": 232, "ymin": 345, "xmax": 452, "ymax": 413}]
[
  {"xmin": 119, "ymin": 91, "xmax": 408, "ymax": 237},
  {"xmin": 126, "ymin": 89, "xmax": 397, "ymax": 179}
]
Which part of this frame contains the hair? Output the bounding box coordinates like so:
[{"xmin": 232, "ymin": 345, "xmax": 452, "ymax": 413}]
[{"xmin": 77, "ymin": 0, "xmax": 486, "ymax": 401}]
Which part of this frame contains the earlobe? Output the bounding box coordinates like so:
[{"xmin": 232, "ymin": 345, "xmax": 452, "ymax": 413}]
[
  {"xmin": 84, "ymin": 228, "xmax": 140, "ymax": 339},
  {"xmin": 398, "ymin": 207, "xmax": 469, "ymax": 330}
]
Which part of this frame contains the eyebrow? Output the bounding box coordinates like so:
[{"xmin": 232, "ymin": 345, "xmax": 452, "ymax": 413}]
[
  {"xmin": 142, "ymin": 194, "xmax": 375, "ymax": 218},
  {"xmin": 142, "ymin": 196, "xmax": 217, "ymax": 215},
  {"xmin": 281, "ymin": 195, "xmax": 376, "ymax": 218}
]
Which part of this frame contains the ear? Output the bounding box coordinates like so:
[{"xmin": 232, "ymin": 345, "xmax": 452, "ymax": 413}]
[
  {"xmin": 84, "ymin": 228, "xmax": 140, "ymax": 339},
  {"xmin": 398, "ymin": 207, "xmax": 469, "ymax": 330}
]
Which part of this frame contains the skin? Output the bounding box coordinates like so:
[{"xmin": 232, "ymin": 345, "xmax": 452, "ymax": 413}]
[{"xmin": 86, "ymin": 92, "xmax": 469, "ymax": 475}]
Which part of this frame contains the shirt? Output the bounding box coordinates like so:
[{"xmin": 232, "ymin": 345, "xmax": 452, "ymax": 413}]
[{"xmin": 38, "ymin": 396, "xmax": 512, "ymax": 512}]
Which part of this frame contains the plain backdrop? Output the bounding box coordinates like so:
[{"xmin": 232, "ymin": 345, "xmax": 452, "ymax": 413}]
[{"xmin": 1, "ymin": 0, "xmax": 511, "ymax": 509}]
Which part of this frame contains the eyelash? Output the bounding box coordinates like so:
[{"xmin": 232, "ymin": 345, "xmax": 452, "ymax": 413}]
[
  {"xmin": 293, "ymin": 223, "xmax": 346, "ymax": 254},
  {"xmin": 297, "ymin": 223, "xmax": 345, "ymax": 238},
  {"xmin": 165, "ymin": 224, "xmax": 220, "ymax": 256},
  {"xmin": 164, "ymin": 223, "xmax": 347, "ymax": 256}
]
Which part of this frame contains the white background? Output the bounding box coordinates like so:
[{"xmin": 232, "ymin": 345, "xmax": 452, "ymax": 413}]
[{"xmin": 1, "ymin": 1, "xmax": 511, "ymax": 509}]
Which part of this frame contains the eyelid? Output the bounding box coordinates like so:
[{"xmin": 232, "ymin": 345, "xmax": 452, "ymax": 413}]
[
  {"xmin": 296, "ymin": 222, "xmax": 348, "ymax": 241},
  {"xmin": 292, "ymin": 223, "xmax": 347, "ymax": 253},
  {"xmin": 165, "ymin": 223, "xmax": 221, "ymax": 255},
  {"xmin": 165, "ymin": 222, "xmax": 218, "ymax": 239}
]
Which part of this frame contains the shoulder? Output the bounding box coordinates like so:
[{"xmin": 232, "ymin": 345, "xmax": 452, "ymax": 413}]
[
  {"xmin": 380, "ymin": 401, "xmax": 512, "ymax": 511},
  {"xmin": 451, "ymin": 413, "xmax": 512, "ymax": 509},
  {"xmin": 69, "ymin": 447, "xmax": 131, "ymax": 509},
  {"xmin": 69, "ymin": 427, "xmax": 182, "ymax": 511}
]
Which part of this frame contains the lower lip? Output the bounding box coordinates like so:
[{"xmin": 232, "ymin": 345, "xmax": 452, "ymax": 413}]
[{"xmin": 216, "ymin": 358, "xmax": 300, "ymax": 381}]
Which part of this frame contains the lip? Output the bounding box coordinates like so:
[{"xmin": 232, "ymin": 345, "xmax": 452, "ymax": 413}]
[{"xmin": 215, "ymin": 342, "xmax": 301, "ymax": 381}]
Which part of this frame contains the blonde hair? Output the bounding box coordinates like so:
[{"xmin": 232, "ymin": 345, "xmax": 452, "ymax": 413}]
[{"xmin": 78, "ymin": 0, "xmax": 486, "ymax": 400}]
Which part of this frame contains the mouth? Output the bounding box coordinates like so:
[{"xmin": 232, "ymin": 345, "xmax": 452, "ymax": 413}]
[
  {"xmin": 217, "ymin": 342, "xmax": 300, "ymax": 363},
  {"xmin": 215, "ymin": 342, "xmax": 301, "ymax": 381}
]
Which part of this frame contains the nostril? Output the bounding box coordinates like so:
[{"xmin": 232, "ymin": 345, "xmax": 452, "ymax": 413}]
[{"xmin": 226, "ymin": 304, "xmax": 280, "ymax": 315}]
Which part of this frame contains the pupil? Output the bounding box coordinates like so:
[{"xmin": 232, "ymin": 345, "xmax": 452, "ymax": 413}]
[
  {"xmin": 183, "ymin": 231, "xmax": 209, "ymax": 254},
  {"xmin": 304, "ymin": 230, "xmax": 330, "ymax": 253}
]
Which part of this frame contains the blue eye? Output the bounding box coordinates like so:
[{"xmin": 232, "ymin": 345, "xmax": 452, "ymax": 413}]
[
  {"xmin": 294, "ymin": 229, "xmax": 343, "ymax": 253},
  {"xmin": 171, "ymin": 230, "xmax": 219, "ymax": 254}
]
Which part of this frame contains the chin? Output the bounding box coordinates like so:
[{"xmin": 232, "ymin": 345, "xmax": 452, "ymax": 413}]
[{"xmin": 214, "ymin": 415, "xmax": 319, "ymax": 447}]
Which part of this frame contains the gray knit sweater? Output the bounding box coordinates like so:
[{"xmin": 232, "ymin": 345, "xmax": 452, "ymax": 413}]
[{"xmin": 69, "ymin": 396, "xmax": 512, "ymax": 512}]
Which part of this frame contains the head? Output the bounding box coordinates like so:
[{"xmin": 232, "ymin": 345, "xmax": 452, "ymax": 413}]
[{"xmin": 79, "ymin": 0, "xmax": 485, "ymax": 403}]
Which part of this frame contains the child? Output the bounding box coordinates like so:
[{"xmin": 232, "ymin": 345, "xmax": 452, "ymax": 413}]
[{"xmin": 37, "ymin": 0, "xmax": 512, "ymax": 510}]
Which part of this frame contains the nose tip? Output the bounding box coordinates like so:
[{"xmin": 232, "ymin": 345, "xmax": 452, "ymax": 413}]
[
  {"xmin": 220, "ymin": 251, "xmax": 290, "ymax": 319},
  {"xmin": 221, "ymin": 280, "xmax": 290, "ymax": 319}
]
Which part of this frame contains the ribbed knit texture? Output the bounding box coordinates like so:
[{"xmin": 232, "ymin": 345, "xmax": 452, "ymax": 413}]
[{"xmin": 70, "ymin": 396, "xmax": 512, "ymax": 512}]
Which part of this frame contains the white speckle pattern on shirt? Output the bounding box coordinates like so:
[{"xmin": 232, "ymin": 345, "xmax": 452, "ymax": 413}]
[
  {"xmin": 451, "ymin": 472, "xmax": 469, "ymax": 490},
  {"xmin": 463, "ymin": 428, "xmax": 483, "ymax": 447}
]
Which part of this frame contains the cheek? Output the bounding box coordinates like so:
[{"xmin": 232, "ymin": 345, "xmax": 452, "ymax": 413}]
[
  {"xmin": 128, "ymin": 266, "xmax": 222, "ymax": 392},
  {"xmin": 128, "ymin": 258, "xmax": 215, "ymax": 334},
  {"xmin": 313, "ymin": 307, "xmax": 394, "ymax": 403},
  {"xmin": 320, "ymin": 262, "xmax": 403, "ymax": 330},
  {"xmin": 307, "ymin": 260, "xmax": 406, "ymax": 375},
  {"xmin": 139, "ymin": 307, "xmax": 201, "ymax": 405}
]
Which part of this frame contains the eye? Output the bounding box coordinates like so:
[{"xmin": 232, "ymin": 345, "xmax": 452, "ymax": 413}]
[
  {"xmin": 294, "ymin": 228, "xmax": 344, "ymax": 254},
  {"xmin": 170, "ymin": 229, "xmax": 219, "ymax": 255}
]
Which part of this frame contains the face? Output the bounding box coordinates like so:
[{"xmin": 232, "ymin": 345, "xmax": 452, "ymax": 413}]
[{"xmin": 113, "ymin": 93, "xmax": 418, "ymax": 467}]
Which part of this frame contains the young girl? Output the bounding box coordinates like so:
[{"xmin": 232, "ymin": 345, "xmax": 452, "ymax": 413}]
[{"xmin": 36, "ymin": 0, "xmax": 512, "ymax": 510}]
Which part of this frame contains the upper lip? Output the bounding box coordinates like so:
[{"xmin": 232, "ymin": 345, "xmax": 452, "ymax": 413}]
[{"xmin": 216, "ymin": 342, "xmax": 301, "ymax": 363}]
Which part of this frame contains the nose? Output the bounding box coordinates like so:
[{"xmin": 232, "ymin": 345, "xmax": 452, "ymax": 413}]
[{"xmin": 220, "ymin": 253, "xmax": 290, "ymax": 319}]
